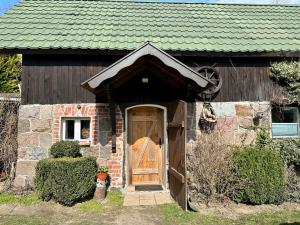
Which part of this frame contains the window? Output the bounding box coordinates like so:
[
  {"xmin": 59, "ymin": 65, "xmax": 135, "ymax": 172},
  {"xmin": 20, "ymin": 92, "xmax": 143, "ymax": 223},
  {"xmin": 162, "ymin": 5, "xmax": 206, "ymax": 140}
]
[
  {"xmin": 62, "ymin": 118, "xmax": 91, "ymax": 141},
  {"xmin": 271, "ymin": 106, "xmax": 299, "ymax": 137}
]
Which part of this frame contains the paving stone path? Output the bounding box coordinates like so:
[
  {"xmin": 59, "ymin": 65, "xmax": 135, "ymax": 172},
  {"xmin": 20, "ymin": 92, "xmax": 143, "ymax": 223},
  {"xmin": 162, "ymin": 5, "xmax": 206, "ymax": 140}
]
[{"xmin": 123, "ymin": 191, "xmax": 173, "ymax": 206}]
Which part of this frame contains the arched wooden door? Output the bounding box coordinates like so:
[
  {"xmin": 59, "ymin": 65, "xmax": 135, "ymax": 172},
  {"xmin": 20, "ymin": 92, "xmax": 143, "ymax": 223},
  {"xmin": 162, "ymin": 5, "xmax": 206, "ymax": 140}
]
[{"xmin": 128, "ymin": 106, "xmax": 164, "ymax": 186}]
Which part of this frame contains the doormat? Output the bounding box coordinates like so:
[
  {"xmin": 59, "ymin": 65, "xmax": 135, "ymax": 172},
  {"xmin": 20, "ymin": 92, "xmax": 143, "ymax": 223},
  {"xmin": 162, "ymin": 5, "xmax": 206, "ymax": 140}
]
[{"xmin": 135, "ymin": 185, "xmax": 163, "ymax": 191}]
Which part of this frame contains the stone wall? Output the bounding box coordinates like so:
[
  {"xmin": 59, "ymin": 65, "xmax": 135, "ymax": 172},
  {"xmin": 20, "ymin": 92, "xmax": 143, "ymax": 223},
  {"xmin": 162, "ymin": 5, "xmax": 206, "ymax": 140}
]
[
  {"xmin": 15, "ymin": 101, "xmax": 271, "ymax": 189},
  {"xmin": 15, "ymin": 103, "xmax": 124, "ymax": 189},
  {"xmin": 15, "ymin": 105, "xmax": 53, "ymax": 187},
  {"xmin": 187, "ymin": 101, "xmax": 271, "ymax": 150}
]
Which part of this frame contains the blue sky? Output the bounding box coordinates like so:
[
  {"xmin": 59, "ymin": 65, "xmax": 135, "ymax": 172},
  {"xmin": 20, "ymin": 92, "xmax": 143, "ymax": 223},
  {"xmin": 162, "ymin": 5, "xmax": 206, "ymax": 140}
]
[{"xmin": 0, "ymin": 0, "xmax": 299, "ymax": 15}]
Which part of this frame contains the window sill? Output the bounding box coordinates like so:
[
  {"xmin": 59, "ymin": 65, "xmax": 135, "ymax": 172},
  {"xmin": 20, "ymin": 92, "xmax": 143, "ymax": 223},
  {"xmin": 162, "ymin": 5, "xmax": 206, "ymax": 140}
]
[
  {"xmin": 62, "ymin": 139, "xmax": 91, "ymax": 147},
  {"xmin": 272, "ymin": 136, "xmax": 300, "ymax": 139},
  {"xmin": 79, "ymin": 141, "xmax": 91, "ymax": 147}
]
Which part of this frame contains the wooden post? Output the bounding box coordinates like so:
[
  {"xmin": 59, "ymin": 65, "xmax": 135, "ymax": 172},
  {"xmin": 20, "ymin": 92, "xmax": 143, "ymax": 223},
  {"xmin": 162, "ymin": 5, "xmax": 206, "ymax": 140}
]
[{"xmin": 105, "ymin": 85, "xmax": 116, "ymax": 153}]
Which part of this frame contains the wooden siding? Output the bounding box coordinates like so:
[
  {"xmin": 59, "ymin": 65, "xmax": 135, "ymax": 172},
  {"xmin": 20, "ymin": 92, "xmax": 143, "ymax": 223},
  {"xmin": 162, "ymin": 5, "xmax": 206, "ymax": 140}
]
[
  {"xmin": 22, "ymin": 54, "xmax": 280, "ymax": 104},
  {"xmin": 22, "ymin": 55, "xmax": 120, "ymax": 104},
  {"xmin": 181, "ymin": 57, "xmax": 277, "ymax": 102}
]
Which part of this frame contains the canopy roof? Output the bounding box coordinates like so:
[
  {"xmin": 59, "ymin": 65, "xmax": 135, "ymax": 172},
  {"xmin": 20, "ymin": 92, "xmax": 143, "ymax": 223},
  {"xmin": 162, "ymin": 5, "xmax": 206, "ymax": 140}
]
[
  {"xmin": 0, "ymin": 0, "xmax": 300, "ymax": 54},
  {"xmin": 82, "ymin": 42, "xmax": 212, "ymax": 93}
]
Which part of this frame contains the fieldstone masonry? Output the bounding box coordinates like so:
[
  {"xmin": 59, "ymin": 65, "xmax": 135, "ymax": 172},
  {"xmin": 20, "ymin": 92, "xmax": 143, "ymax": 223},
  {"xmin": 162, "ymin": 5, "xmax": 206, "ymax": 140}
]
[
  {"xmin": 15, "ymin": 103, "xmax": 124, "ymax": 189},
  {"xmin": 187, "ymin": 101, "xmax": 271, "ymax": 150},
  {"xmin": 15, "ymin": 105, "xmax": 53, "ymax": 187},
  {"xmin": 15, "ymin": 101, "xmax": 271, "ymax": 189}
]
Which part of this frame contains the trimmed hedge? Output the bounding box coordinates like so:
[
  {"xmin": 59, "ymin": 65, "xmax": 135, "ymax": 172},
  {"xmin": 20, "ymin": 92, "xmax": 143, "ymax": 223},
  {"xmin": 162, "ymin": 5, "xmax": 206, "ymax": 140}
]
[
  {"xmin": 232, "ymin": 147, "xmax": 286, "ymax": 205},
  {"xmin": 50, "ymin": 140, "xmax": 81, "ymax": 158},
  {"xmin": 271, "ymin": 138, "xmax": 300, "ymax": 202},
  {"xmin": 271, "ymin": 138, "xmax": 300, "ymax": 167},
  {"xmin": 35, "ymin": 157, "xmax": 97, "ymax": 206}
]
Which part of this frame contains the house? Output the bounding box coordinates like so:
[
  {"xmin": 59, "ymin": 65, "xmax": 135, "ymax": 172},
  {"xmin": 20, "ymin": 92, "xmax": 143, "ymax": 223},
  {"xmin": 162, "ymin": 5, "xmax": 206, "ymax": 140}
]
[{"xmin": 0, "ymin": 0, "xmax": 299, "ymax": 210}]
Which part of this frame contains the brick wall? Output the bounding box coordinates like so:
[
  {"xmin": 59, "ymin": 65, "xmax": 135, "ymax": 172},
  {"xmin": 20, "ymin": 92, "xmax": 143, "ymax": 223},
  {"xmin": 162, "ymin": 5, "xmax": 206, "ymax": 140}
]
[
  {"xmin": 15, "ymin": 101, "xmax": 272, "ymax": 189},
  {"xmin": 15, "ymin": 103, "xmax": 124, "ymax": 189}
]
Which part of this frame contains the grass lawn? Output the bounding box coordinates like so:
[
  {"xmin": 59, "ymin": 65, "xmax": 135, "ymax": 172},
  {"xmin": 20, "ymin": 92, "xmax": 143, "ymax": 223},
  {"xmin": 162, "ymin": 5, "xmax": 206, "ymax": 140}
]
[
  {"xmin": 0, "ymin": 192, "xmax": 300, "ymax": 225},
  {"xmin": 76, "ymin": 191, "xmax": 123, "ymax": 213},
  {"xmin": 159, "ymin": 204, "xmax": 300, "ymax": 225},
  {"xmin": 0, "ymin": 192, "xmax": 41, "ymax": 205}
]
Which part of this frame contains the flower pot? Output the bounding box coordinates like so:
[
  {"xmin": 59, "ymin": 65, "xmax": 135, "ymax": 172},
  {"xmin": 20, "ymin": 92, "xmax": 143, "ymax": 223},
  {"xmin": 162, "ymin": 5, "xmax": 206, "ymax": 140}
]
[
  {"xmin": 94, "ymin": 186, "xmax": 106, "ymax": 200},
  {"xmin": 96, "ymin": 172, "xmax": 107, "ymax": 181}
]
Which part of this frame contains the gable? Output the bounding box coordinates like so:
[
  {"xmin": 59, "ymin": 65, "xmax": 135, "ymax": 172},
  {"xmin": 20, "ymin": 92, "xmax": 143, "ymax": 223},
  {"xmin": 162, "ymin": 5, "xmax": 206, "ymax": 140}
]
[
  {"xmin": 0, "ymin": 0, "xmax": 300, "ymax": 54},
  {"xmin": 82, "ymin": 43, "xmax": 212, "ymax": 93}
]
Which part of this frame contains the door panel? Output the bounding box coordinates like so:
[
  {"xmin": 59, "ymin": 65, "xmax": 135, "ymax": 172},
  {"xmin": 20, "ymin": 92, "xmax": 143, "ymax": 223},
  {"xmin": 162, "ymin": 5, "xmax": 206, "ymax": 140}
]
[
  {"xmin": 166, "ymin": 100, "xmax": 187, "ymax": 210},
  {"xmin": 128, "ymin": 107, "xmax": 164, "ymax": 185}
]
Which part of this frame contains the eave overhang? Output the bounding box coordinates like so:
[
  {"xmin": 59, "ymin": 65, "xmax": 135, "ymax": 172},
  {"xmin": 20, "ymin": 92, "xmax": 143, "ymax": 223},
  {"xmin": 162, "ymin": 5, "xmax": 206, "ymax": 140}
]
[{"xmin": 81, "ymin": 42, "xmax": 213, "ymax": 93}]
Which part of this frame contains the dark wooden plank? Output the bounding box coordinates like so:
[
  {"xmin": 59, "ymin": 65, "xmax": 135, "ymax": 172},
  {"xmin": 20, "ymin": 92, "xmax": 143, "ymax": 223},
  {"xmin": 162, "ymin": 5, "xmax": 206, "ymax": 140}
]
[
  {"xmin": 165, "ymin": 100, "xmax": 187, "ymax": 210},
  {"xmin": 21, "ymin": 54, "xmax": 291, "ymax": 104},
  {"xmin": 2, "ymin": 48, "xmax": 300, "ymax": 58},
  {"xmin": 60, "ymin": 63, "xmax": 68, "ymax": 104},
  {"xmin": 52, "ymin": 62, "xmax": 58, "ymax": 103},
  {"xmin": 68, "ymin": 61, "xmax": 74, "ymax": 104},
  {"xmin": 38, "ymin": 60, "xmax": 45, "ymax": 104},
  {"xmin": 21, "ymin": 64, "xmax": 29, "ymax": 104}
]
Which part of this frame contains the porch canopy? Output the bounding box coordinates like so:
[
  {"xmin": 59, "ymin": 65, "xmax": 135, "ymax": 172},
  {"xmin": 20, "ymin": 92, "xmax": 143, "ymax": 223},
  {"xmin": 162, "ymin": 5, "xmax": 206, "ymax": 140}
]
[{"xmin": 82, "ymin": 42, "xmax": 212, "ymax": 101}]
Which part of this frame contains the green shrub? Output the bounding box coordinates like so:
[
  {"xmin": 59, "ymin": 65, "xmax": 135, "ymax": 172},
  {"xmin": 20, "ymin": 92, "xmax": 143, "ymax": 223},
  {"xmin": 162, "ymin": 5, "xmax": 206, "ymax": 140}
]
[
  {"xmin": 271, "ymin": 139, "xmax": 300, "ymax": 167},
  {"xmin": 35, "ymin": 157, "xmax": 97, "ymax": 206},
  {"xmin": 0, "ymin": 54, "xmax": 21, "ymax": 93},
  {"xmin": 286, "ymin": 165, "xmax": 300, "ymax": 203},
  {"xmin": 49, "ymin": 140, "xmax": 81, "ymax": 158},
  {"xmin": 271, "ymin": 61, "xmax": 300, "ymax": 103},
  {"xmin": 256, "ymin": 128, "xmax": 272, "ymax": 149},
  {"xmin": 232, "ymin": 147, "xmax": 286, "ymax": 205},
  {"xmin": 271, "ymin": 139, "xmax": 300, "ymax": 202}
]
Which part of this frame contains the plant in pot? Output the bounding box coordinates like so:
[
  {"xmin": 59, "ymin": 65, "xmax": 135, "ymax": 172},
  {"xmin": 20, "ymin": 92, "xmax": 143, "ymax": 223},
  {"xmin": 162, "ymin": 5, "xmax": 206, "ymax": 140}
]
[{"xmin": 96, "ymin": 166, "xmax": 109, "ymax": 181}]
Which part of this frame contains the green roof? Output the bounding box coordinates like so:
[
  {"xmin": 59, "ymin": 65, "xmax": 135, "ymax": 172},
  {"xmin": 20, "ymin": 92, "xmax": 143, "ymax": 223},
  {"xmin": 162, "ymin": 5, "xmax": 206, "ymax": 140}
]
[{"xmin": 0, "ymin": 0, "xmax": 300, "ymax": 53}]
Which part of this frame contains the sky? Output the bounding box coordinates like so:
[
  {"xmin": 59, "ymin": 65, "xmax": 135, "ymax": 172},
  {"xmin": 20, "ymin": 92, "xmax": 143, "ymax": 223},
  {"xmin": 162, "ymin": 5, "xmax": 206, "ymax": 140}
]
[{"xmin": 0, "ymin": 0, "xmax": 300, "ymax": 15}]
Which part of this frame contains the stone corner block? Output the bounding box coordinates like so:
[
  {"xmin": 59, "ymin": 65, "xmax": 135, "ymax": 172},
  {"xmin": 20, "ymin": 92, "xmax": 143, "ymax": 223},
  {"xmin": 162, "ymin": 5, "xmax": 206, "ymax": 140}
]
[
  {"xmin": 19, "ymin": 105, "xmax": 40, "ymax": 119},
  {"xmin": 18, "ymin": 133, "xmax": 39, "ymax": 148},
  {"xmin": 31, "ymin": 119, "xmax": 52, "ymax": 132},
  {"xmin": 235, "ymin": 103, "xmax": 254, "ymax": 117},
  {"xmin": 81, "ymin": 145, "xmax": 100, "ymax": 158},
  {"xmin": 39, "ymin": 133, "xmax": 52, "ymax": 149},
  {"xmin": 13, "ymin": 175, "xmax": 35, "ymax": 188},
  {"xmin": 18, "ymin": 119, "xmax": 30, "ymax": 133},
  {"xmin": 15, "ymin": 160, "xmax": 38, "ymax": 176},
  {"xmin": 211, "ymin": 102, "xmax": 236, "ymax": 117},
  {"xmin": 40, "ymin": 105, "xmax": 53, "ymax": 119}
]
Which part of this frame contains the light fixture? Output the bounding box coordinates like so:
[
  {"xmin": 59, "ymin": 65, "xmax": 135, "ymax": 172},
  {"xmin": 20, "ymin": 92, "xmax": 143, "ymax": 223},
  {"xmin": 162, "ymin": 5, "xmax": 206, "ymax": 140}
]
[{"xmin": 142, "ymin": 77, "xmax": 149, "ymax": 83}]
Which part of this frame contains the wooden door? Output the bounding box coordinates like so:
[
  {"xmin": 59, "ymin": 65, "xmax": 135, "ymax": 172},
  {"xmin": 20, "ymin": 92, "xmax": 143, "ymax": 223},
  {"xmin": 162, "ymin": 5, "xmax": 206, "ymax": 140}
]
[
  {"xmin": 166, "ymin": 100, "xmax": 187, "ymax": 210},
  {"xmin": 128, "ymin": 107, "xmax": 164, "ymax": 185}
]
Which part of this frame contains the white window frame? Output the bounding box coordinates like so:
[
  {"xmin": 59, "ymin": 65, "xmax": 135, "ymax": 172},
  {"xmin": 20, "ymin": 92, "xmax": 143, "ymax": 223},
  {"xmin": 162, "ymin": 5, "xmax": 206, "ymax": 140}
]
[
  {"xmin": 271, "ymin": 107, "xmax": 300, "ymax": 138},
  {"xmin": 62, "ymin": 117, "xmax": 91, "ymax": 142}
]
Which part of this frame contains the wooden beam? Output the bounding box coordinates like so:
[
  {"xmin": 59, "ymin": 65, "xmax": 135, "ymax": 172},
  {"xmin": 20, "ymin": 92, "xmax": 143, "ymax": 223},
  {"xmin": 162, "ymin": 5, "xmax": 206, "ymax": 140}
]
[
  {"xmin": 168, "ymin": 121, "xmax": 185, "ymax": 128},
  {"xmin": 169, "ymin": 167, "xmax": 185, "ymax": 184},
  {"xmin": 105, "ymin": 84, "xmax": 116, "ymax": 153},
  {"xmin": 1, "ymin": 48, "xmax": 300, "ymax": 58},
  {"xmin": 132, "ymin": 168, "xmax": 159, "ymax": 175},
  {"xmin": 83, "ymin": 43, "xmax": 212, "ymax": 90}
]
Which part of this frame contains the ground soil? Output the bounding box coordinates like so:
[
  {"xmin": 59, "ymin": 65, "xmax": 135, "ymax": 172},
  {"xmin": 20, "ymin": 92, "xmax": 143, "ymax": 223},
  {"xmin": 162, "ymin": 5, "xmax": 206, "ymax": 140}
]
[
  {"xmin": 196, "ymin": 201, "xmax": 300, "ymax": 219},
  {"xmin": 0, "ymin": 202, "xmax": 163, "ymax": 225}
]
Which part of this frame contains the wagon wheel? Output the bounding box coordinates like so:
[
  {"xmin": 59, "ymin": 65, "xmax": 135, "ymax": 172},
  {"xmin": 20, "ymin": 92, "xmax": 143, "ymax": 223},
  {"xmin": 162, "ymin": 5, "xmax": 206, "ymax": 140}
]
[{"xmin": 198, "ymin": 66, "xmax": 222, "ymax": 95}]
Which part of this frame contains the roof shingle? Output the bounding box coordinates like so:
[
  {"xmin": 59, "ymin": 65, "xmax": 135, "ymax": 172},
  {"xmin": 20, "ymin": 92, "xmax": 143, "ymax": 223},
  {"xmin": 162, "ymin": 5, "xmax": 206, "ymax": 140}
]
[{"xmin": 0, "ymin": 0, "xmax": 299, "ymax": 53}]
